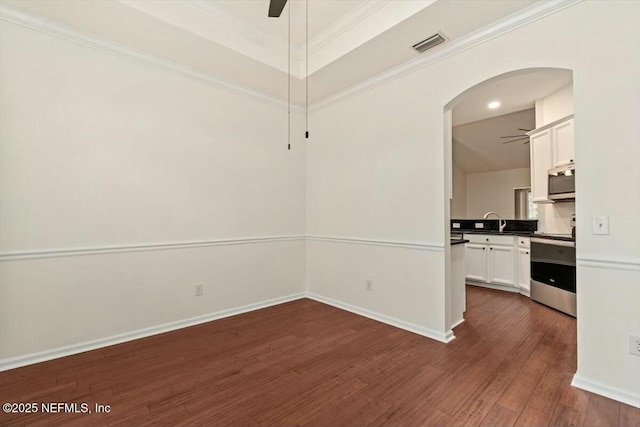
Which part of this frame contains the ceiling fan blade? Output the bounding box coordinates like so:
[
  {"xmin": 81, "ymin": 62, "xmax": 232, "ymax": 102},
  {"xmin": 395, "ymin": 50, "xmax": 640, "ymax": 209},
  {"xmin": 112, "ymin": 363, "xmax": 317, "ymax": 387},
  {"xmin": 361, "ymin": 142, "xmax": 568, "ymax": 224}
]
[
  {"xmin": 518, "ymin": 128, "xmax": 532, "ymax": 132},
  {"xmin": 268, "ymin": 0, "xmax": 288, "ymax": 17},
  {"xmin": 500, "ymin": 135, "xmax": 528, "ymax": 138}
]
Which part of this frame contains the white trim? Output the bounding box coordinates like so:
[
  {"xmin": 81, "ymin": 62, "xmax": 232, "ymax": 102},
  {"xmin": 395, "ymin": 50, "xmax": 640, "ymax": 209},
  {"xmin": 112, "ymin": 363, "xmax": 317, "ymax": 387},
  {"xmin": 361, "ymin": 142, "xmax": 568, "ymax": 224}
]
[
  {"xmin": 0, "ymin": 235, "xmax": 442, "ymax": 261},
  {"xmin": 310, "ymin": 0, "xmax": 582, "ymax": 112},
  {"xmin": 307, "ymin": 0, "xmax": 391, "ymax": 55},
  {"xmin": 0, "ymin": 292, "xmax": 306, "ymax": 372},
  {"xmin": 0, "ymin": 236, "xmax": 306, "ymax": 262},
  {"xmin": 451, "ymin": 318, "xmax": 465, "ymax": 329},
  {"xmin": 572, "ymin": 374, "xmax": 640, "ymax": 409},
  {"xmin": 307, "ymin": 292, "xmax": 454, "ymax": 344},
  {"xmin": 466, "ymin": 281, "xmax": 521, "ymax": 293},
  {"xmin": 306, "ymin": 235, "xmax": 444, "ymax": 252},
  {"xmin": 186, "ymin": 0, "xmax": 294, "ymax": 56},
  {"xmin": 0, "ymin": 1, "xmax": 581, "ymax": 112},
  {"xmin": 577, "ymin": 257, "xmax": 640, "ymax": 272},
  {"xmin": 0, "ymin": 3, "xmax": 297, "ymax": 112}
]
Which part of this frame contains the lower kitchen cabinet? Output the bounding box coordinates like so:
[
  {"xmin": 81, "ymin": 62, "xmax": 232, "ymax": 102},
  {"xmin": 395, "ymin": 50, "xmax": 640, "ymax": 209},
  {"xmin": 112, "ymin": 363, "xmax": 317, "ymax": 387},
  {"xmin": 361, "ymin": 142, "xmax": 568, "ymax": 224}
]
[
  {"xmin": 464, "ymin": 234, "xmax": 517, "ymax": 290},
  {"xmin": 465, "ymin": 243, "xmax": 487, "ymax": 282},
  {"xmin": 488, "ymin": 245, "xmax": 516, "ymax": 286}
]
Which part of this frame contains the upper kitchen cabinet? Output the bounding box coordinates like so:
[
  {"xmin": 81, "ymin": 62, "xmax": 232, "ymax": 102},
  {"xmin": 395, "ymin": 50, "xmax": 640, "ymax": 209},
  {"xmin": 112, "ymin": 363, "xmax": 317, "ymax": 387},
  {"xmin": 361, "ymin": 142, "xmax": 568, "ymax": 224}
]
[
  {"xmin": 528, "ymin": 114, "xmax": 574, "ymax": 203},
  {"xmin": 529, "ymin": 128, "xmax": 553, "ymax": 203},
  {"xmin": 552, "ymin": 118, "xmax": 575, "ymax": 167}
]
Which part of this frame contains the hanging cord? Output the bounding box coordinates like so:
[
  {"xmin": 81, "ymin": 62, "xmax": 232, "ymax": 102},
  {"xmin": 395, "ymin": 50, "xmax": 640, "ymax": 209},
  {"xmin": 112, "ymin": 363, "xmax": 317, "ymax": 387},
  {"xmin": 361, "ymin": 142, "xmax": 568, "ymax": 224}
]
[
  {"xmin": 287, "ymin": 2, "xmax": 291, "ymax": 150},
  {"xmin": 305, "ymin": 0, "xmax": 309, "ymax": 139}
]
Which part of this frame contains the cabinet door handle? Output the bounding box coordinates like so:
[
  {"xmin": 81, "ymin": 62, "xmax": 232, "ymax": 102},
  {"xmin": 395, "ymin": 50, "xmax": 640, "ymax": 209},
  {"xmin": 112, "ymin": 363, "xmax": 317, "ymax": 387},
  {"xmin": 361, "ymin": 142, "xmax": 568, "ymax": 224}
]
[
  {"xmin": 482, "ymin": 247, "xmax": 486, "ymax": 250},
  {"xmin": 526, "ymin": 251, "xmax": 529, "ymax": 254},
  {"xmin": 486, "ymin": 238, "xmax": 489, "ymax": 242},
  {"xmin": 490, "ymin": 247, "xmax": 493, "ymax": 250}
]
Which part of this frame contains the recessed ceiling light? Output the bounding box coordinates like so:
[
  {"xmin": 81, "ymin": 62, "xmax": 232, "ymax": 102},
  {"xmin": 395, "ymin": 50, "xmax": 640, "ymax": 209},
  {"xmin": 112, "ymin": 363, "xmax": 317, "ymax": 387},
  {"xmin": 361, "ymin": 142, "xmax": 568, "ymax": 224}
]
[{"xmin": 488, "ymin": 101, "xmax": 501, "ymax": 109}]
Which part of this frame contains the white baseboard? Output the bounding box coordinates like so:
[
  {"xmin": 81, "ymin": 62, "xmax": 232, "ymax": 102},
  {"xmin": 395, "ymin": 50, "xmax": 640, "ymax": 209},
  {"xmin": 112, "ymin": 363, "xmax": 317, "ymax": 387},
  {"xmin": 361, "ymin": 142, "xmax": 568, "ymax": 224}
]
[
  {"xmin": 306, "ymin": 292, "xmax": 454, "ymax": 343},
  {"xmin": 467, "ymin": 281, "xmax": 521, "ymax": 293},
  {"xmin": 0, "ymin": 292, "xmax": 306, "ymax": 372},
  {"xmin": 572, "ymin": 374, "xmax": 640, "ymax": 408},
  {"xmin": 452, "ymin": 318, "xmax": 465, "ymax": 329}
]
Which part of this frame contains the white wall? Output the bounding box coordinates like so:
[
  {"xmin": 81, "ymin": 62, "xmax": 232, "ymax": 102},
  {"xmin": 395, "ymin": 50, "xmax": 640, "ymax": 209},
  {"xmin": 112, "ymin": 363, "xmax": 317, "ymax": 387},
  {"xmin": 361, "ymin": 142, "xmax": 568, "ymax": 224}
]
[
  {"xmin": 535, "ymin": 83, "xmax": 574, "ymax": 127},
  {"xmin": 465, "ymin": 168, "xmax": 530, "ymax": 219},
  {"xmin": 307, "ymin": 1, "xmax": 639, "ymax": 406},
  {"xmin": 451, "ymin": 163, "xmax": 467, "ymax": 218},
  {"xmin": 0, "ymin": 21, "xmax": 306, "ymax": 363},
  {"xmin": 1, "ymin": 0, "xmax": 639, "ymax": 408}
]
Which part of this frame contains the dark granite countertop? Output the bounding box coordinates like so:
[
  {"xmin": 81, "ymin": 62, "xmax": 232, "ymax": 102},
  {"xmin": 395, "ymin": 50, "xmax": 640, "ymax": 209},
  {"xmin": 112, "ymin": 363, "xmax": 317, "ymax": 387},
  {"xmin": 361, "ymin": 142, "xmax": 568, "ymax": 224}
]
[
  {"xmin": 450, "ymin": 239, "xmax": 469, "ymax": 246},
  {"xmin": 455, "ymin": 230, "xmax": 535, "ymax": 237}
]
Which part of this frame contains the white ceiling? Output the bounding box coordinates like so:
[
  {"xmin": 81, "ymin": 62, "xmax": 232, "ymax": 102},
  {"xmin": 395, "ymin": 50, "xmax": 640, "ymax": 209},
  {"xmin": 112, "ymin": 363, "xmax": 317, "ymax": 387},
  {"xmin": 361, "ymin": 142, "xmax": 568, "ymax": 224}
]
[
  {"xmin": 453, "ymin": 109, "xmax": 535, "ymax": 174},
  {"xmin": 199, "ymin": 0, "xmax": 367, "ymax": 48},
  {"xmin": 452, "ymin": 69, "xmax": 573, "ymax": 174},
  {"xmin": 452, "ymin": 68, "xmax": 574, "ymax": 126},
  {"xmin": 0, "ymin": 0, "xmax": 539, "ymax": 104}
]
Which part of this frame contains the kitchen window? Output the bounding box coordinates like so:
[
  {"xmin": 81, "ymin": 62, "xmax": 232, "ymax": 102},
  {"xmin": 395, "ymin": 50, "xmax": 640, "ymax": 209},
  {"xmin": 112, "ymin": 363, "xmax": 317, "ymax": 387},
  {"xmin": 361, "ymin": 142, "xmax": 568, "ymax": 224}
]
[{"xmin": 515, "ymin": 188, "xmax": 538, "ymax": 220}]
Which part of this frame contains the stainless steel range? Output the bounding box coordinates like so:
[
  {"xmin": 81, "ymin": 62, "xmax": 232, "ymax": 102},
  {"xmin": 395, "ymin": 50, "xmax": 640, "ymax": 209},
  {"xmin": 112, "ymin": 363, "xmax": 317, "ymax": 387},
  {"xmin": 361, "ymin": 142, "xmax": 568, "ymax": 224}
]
[{"xmin": 530, "ymin": 234, "xmax": 576, "ymax": 317}]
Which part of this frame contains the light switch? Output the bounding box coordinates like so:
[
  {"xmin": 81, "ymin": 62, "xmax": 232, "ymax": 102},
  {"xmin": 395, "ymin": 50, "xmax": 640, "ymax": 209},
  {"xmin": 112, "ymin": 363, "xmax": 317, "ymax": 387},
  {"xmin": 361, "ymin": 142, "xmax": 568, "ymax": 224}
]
[{"xmin": 592, "ymin": 216, "xmax": 610, "ymax": 235}]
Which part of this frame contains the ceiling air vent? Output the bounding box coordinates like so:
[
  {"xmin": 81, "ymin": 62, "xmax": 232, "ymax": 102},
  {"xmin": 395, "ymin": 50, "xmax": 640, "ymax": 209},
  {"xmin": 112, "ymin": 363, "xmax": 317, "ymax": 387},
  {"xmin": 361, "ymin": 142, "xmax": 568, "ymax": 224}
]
[{"xmin": 412, "ymin": 33, "xmax": 445, "ymax": 53}]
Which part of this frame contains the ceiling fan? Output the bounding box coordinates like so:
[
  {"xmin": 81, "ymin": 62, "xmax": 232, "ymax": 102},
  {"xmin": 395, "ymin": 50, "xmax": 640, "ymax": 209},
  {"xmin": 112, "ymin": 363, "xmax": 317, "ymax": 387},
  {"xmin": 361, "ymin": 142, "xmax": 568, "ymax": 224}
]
[
  {"xmin": 501, "ymin": 128, "xmax": 532, "ymax": 145},
  {"xmin": 268, "ymin": 0, "xmax": 288, "ymax": 17}
]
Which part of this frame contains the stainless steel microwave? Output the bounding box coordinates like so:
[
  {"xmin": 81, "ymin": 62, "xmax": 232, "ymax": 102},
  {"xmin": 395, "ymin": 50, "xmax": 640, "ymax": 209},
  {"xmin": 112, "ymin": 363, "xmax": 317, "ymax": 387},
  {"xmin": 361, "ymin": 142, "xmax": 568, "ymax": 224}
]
[{"xmin": 548, "ymin": 165, "xmax": 575, "ymax": 201}]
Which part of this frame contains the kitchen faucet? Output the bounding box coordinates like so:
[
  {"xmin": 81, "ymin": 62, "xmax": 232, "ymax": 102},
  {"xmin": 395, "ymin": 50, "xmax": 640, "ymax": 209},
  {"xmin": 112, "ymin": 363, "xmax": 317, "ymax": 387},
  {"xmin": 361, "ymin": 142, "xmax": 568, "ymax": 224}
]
[{"xmin": 483, "ymin": 211, "xmax": 506, "ymax": 232}]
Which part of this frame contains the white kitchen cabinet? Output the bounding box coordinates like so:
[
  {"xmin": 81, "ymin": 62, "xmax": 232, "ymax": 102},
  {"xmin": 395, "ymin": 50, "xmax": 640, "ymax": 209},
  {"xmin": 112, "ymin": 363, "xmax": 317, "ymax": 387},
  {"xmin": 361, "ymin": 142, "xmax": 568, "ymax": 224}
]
[
  {"xmin": 529, "ymin": 129, "xmax": 553, "ymax": 203},
  {"xmin": 464, "ymin": 234, "xmax": 517, "ymax": 290},
  {"xmin": 488, "ymin": 245, "xmax": 516, "ymax": 286},
  {"xmin": 528, "ymin": 115, "xmax": 574, "ymax": 203},
  {"xmin": 552, "ymin": 118, "xmax": 575, "ymax": 167},
  {"xmin": 465, "ymin": 243, "xmax": 487, "ymax": 282},
  {"xmin": 517, "ymin": 237, "xmax": 531, "ymax": 296}
]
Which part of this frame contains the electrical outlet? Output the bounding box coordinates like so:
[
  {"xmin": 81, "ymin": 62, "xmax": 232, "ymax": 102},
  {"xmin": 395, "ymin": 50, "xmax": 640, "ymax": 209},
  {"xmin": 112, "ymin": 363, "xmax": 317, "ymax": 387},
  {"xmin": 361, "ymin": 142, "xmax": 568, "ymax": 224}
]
[
  {"xmin": 195, "ymin": 283, "xmax": 204, "ymax": 297},
  {"xmin": 630, "ymin": 335, "xmax": 640, "ymax": 356},
  {"xmin": 592, "ymin": 216, "xmax": 610, "ymax": 235},
  {"xmin": 366, "ymin": 280, "xmax": 373, "ymax": 291}
]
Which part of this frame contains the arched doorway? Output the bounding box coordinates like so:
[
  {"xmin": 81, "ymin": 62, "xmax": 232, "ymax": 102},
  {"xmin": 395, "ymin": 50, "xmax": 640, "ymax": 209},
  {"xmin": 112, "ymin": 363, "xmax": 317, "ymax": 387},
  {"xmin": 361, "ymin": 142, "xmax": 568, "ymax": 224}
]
[{"xmin": 444, "ymin": 67, "xmax": 575, "ymax": 333}]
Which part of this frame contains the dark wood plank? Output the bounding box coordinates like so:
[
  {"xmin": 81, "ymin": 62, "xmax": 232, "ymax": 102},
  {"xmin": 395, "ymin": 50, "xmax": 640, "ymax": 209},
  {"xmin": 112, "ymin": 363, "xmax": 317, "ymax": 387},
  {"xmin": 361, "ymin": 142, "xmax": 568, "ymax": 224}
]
[
  {"xmin": 0, "ymin": 286, "xmax": 638, "ymax": 427},
  {"xmin": 620, "ymin": 403, "xmax": 640, "ymax": 427},
  {"xmin": 585, "ymin": 394, "xmax": 623, "ymax": 427}
]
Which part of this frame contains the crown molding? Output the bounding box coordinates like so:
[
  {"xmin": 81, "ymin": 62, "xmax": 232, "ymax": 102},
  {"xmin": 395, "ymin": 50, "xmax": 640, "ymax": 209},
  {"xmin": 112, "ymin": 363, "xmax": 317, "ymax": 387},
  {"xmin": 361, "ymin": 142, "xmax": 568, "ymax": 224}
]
[
  {"xmin": 310, "ymin": 0, "xmax": 583, "ymax": 112},
  {"xmin": 186, "ymin": 0, "xmax": 290, "ymax": 55},
  {"xmin": 186, "ymin": 0, "xmax": 304, "ymax": 77},
  {"xmin": 307, "ymin": 0, "xmax": 391, "ymax": 55},
  {"xmin": 0, "ymin": 3, "xmax": 303, "ymax": 111},
  {"xmin": 0, "ymin": 0, "xmax": 582, "ymax": 113}
]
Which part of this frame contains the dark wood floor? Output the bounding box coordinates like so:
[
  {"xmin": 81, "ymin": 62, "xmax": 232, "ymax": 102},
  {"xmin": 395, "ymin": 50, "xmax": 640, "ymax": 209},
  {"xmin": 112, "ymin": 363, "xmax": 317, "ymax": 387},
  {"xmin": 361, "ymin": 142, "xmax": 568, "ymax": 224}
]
[{"xmin": 1, "ymin": 286, "xmax": 639, "ymax": 427}]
